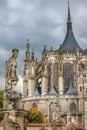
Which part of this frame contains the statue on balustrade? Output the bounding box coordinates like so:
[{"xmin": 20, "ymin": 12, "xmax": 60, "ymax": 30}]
[{"xmin": 5, "ymin": 48, "xmax": 19, "ymax": 91}]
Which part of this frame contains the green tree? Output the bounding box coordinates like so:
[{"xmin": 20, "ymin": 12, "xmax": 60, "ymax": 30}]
[
  {"xmin": 27, "ymin": 108, "xmax": 44, "ymax": 123},
  {"xmin": 0, "ymin": 90, "xmax": 4, "ymax": 110},
  {"xmin": 0, "ymin": 90, "xmax": 4, "ymax": 122}
]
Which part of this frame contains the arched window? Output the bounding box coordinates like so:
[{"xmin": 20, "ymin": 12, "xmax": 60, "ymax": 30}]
[
  {"xmin": 47, "ymin": 65, "xmax": 51, "ymax": 88},
  {"xmin": 53, "ymin": 63, "xmax": 58, "ymax": 90},
  {"xmin": 69, "ymin": 103, "xmax": 76, "ymax": 111},
  {"xmin": 63, "ymin": 63, "xmax": 74, "ymax": 91},
  {"xmin": 32, "ymin": 103, "xmax": 37, "ymax": 108}
]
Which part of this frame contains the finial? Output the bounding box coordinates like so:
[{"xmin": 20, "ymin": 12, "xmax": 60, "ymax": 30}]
[
  {"xmin": 68, "ymin": 0, "xmax": 69, "ymax": 5},
  {"xmin": 25, "ymin": 39, "xmax": 30, "ymax": 62},
  {"xmin": 67, "ymin": 0, "xmax": 72, "ymax": 30},
  {"xmin": 26, "ymin": 39, "xmax": 30, "ymax": 51},
  {"xmin": 27, "ymin": 39, "xmax": 29, "ymax": 42}
]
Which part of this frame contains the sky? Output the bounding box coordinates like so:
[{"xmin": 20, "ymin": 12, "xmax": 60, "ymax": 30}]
[{"xmin": 0, "ymin": 0, "xmax": 87, "ymax": 91}]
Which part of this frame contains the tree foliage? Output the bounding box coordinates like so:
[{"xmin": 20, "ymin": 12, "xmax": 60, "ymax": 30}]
[
  {"xmin": 0, "ymin": 90, "xmax": 4, "ymax": 122},
  {"xmin": 27, "ymin": 108, "xmax": 44, "ymax": 123},
  {"xmin": 0, "ymin": 90, "xmax": 4, "ymax": 109}
]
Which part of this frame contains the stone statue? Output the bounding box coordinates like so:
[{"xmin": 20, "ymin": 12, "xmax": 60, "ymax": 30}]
[
  {"xmin": 66, "ymin": 112, "xmax": 74, "ymax": 130},
  {"xmin": 4, "ymin": 110, "xmax": 21, "ymax": 130},
  {"xmin": 3, "ymin": 48, "xmax": 27, "ymax": 130},
  {"xmin": 5, "ymin": 48, "xmax": 19, "ymax": 91},
  {"xmin": 52, "ymin": 97, "xmax": 62, "ymax": 124}
]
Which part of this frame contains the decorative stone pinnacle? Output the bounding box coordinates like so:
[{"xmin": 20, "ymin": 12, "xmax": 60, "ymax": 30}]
[
  {"xmin": 31, "ymin": 49, "xmax": 34, "ymax": 61},
  {"xmin": 44, "ymin": 45, "xmax": 46, "ymax": 52}
]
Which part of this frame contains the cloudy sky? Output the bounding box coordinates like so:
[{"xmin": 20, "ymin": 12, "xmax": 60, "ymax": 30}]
[{"xmin": 0, "ymin": 0, "xmax": 87, "ymax": 91}]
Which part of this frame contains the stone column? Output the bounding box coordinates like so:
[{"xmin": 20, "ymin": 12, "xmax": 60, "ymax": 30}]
[
  {"xmin": 28, "ymin": 63, "xmax": 35, "ymax": 96},
  {"xmin": 42, "ymin": 64, "xmax": 48, "ymax": 95},
  {"xmin": 28, "ymin": 78, "xmax": 35, "ymax": 96},
  {"xmin": 58, "ymin": 75, "xmax": 64, "ymax": 95},
  {"xmin": 58, "ymin": 56, "xmax": 64, "ymax": 95},
  {"xmin": 50, "ymin": 63, "xmax": 54, "ymax": 86},
  {"xmin": 84, "ymin": 96, "xmax": 87, "ymax": 130},
  {"xmin": 23, "ymin": 80, "xmax": 28, "ymax": 97}
]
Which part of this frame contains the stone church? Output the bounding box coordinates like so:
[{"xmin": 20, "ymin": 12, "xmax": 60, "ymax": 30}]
[{"xmin": 22, "ymin": 1, "xmax": 87, "ymax": 129}]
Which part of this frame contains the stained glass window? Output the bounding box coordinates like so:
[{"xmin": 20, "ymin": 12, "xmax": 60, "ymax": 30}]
[{"xmin": 63, "ymin": 63, "xmax": 74, "ymax": 91}]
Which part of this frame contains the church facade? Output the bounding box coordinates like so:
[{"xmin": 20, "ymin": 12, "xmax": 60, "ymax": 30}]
[{"xmin": 22, "ymin": 2, "xmax": 87, "ymax": 129}]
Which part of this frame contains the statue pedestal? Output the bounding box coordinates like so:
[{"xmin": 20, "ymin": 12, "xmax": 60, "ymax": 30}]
[
  {"xmin": 3, "ymin": 91, "xmax": 27, "ymax": 130},
  {"xmin": 3, "ymin": 109, "xmax": 27, "ymax": 130}
]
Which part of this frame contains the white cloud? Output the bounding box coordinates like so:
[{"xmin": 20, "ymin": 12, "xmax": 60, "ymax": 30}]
[
  {"xmin": 0, "ymin": 76, "xmax": 5, "ymax": 90},
  {"xmin": 15, "ymin": 75, "xmax": 23, "ymax": 94},
  {"xmin": 0, "ymin": 0, "xmax": 87, "ymax": 85}
]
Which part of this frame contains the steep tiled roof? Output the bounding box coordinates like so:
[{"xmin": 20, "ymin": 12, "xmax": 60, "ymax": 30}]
[
  {"xmin": 65, "ymin": 84, "xmax": 77, "ymax": 95},
  {"xmin": 61, "ymin": 1, "xmax": 81, "ymax": 51},
  {"xmin": 48, "ymin": 86, "xmax": 57, "ymax": 95},
  {"xmin": 32, "ymin": 88, "xmax": 40, "ymax": 96},
  {"xmin": 61, "ymin": 109, "xmax": 83, "ymax": 116}
]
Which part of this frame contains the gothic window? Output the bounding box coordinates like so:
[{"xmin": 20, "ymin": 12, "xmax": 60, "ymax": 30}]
[
  {"xmin": 47, "ymin": 65, "xmax": 51, "ymax": 88},
  {"xmin": 53, "ymin": 63, "xmax": 58, "ymax": 91},
  {"xmin": 63, "ymin": 63, "xmax": 74, "ymax": 91},
  {"xmin": 69, "ymin": 103, "xmax": 76, "ymax": 111},
  {"xmin": 32, "ymin": 103, "xmax": 37, "ymax": 108},
  {"xmin": 80, "ymin": 86, "xmax": 82, "ymax": 92}
]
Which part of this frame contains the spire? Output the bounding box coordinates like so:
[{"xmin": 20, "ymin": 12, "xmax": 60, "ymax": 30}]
[
  {"xmin": 67, "ymin": 0, "xmax": 72, "ymax": 30},
  {"xmin": 61, "ymin": 0, "xmax": 81, "ymax": 51},
  {"xmin": 25, "ymin": 39, "xmax": 30, "ymax": 62}
]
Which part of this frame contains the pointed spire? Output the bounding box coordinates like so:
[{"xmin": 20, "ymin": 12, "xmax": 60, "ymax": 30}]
[
  {"xmin": 25, "ymin": 39, "xmax": 30, "ymax": 62},
  {"xmin": 61, "ymin": 0, "xmax": 81, "ymax": 51},
  {"xmin": 67, "ymin": 0, "xmax": 72, "ymax": 30}
]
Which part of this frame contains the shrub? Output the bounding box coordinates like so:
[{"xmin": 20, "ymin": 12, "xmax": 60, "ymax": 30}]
[{"xmin": 27, "ymin": 108, "xmax": 44, "ymax": 123}]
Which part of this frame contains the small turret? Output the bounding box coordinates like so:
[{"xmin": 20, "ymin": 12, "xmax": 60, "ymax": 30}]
[
  {"xmin": 25, "ymin": 39, "xmax": 30, "ymax": 62},
  {"xmin": 23, "ymin": 39, "xmax": 30, "ymax": 97}
]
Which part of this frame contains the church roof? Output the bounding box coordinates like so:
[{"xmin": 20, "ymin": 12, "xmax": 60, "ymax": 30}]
[
  {"xmin": 61, "ymin": 1, "xmax": 81, "ymax": 51},
  {"xmin": 32, "ymin": 88, "xmax": 40, "ymax": 96},
  {"xmin": 48, "ymin": 86, "xmax": 57, "ymax": 95},
  {"xmin": 61, "ymin": 109, "xmax": 83, "ymax": 116},
  {"xmin": 65, "ymin": 84, "xmax": 77, "ymax": 95}
]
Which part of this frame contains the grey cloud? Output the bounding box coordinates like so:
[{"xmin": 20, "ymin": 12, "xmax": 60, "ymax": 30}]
[{"xmin": 0, "ymin": 0, "xmax": 87, "ymax": 78}]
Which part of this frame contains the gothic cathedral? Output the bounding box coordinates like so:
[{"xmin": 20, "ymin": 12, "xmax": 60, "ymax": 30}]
[{"xmin": 22, "ymin": 1, "xmax": 87, "ymax": 129}]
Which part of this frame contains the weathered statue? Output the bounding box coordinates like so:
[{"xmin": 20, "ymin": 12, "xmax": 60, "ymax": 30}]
[
  {"xmin": 66, "ymin": 112, "xmax": 74, "ymax": 130},
  {"xmin": 52, "ymin": 97, "xmax": 62, "ymax": 123},
  {"xmin": 4, "ymin": 90, "xmax": 22, "ymax": 110},
  {"xmin": 4, "ymin": 110, "xmax": 21, "ymax": 130},
  {"xmin": 5, "ymin": 48, "xmax": 19, "ymax": 91}
]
